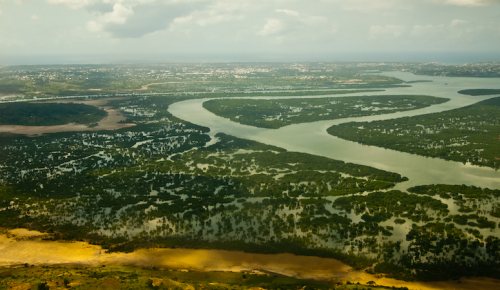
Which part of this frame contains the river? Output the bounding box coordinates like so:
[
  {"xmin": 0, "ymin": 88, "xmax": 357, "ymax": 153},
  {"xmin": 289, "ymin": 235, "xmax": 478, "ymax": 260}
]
[{"xmin": 168, "ymin": 71, "xmax": 500, "ymax": 190}]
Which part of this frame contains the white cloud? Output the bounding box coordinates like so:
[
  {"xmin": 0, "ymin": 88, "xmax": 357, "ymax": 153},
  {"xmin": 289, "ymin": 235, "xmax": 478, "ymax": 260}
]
[
  {"xmin": 258, "ymin": 18, "xmax": 285, "ymax": 36},
  {"xmin": 47, "ymin": 0, "xmax": 97, "ymax": 9},
  {"xmin": 369, "ymin": 25, "xmax": 405, "ymax": 38},
  {"xmin": 450, "ymin": 19, "xmax": 468, "ymax": 27},
  {"xmin": 410, "ymin": 19, "xmax": 482, "ymax": 43},
  {"xmin": 411, "ymin": 24, "xmax": 443, "ymax": 37},
  {"xmin": 256, "ymin": 6, "xmax": 335, "ymax": 44},
  {"xmin": 338, "ymin": 0, "xmax": 406, "ymax": 12},
  {"xmin": 442, "ymin": 0, "xmax": 499, "ymax": 6},
  {"xmin": 87, "ymin": 3, "xmax": 133, "ymax": 32},
  {"xmin": 5, "ymin": 0, "xmax": 493, "ymax": 58},
  {"xmin": 276, "ymin": 8, "xmax": 299, "ymax": 17},
  {"xmin": 49, "ymin": 0, "xmax": 205, "ymax": 38},
  {"xmin": 172, "ymin": 0, "xmax": 247, "ymax": 28}
]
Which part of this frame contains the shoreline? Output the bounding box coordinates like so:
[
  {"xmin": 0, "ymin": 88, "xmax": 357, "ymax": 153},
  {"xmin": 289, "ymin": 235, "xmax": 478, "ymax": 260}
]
[{"xmin": 1, "ymin": 228, "xmax": 498, "ymax": 290}]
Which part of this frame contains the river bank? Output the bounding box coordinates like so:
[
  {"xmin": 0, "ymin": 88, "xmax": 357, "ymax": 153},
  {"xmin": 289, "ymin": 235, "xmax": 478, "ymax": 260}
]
[{"xmin": 0, "ymin": 228, "xmax": 498, "ymax": 290}]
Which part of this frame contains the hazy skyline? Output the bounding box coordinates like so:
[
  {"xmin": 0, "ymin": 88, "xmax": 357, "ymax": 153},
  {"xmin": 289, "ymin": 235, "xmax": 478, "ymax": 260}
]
[{"xmin": 1, "ymin": 0, "xmax": 500, "ymax": 64}]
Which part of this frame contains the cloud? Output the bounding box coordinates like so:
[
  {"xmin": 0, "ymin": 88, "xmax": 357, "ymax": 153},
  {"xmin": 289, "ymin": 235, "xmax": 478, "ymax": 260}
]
[
  {"xmin": 171, "ymin": 0, "xmax": 249, "ymax": 28},
  {"xmin": 48, "ymin": 0, "xmax": 98, "ymax": 10},
  {"xmin": 257, "ymin": 8, "xmax": 331, "ymax": 40},
  {"xmin": 334, "ymin": 0, "xmax": 407, "ymax": 12},
  {"xmin": 275, "ymin": 8, "xmax": 299, "ymax": 17},
  {"xmin": 369, "ymin": 25, "xmax": 405, "ymax": 38},
  {"xmin": 87, "ymin": 3, "xmax": 134, "ymax": 32},
  {"xmin": 450, "ymin": 19, "xmax": 468, "ymax": 27},
  {"xmin": 410, "ymin": 19, "xmax": 484, "ymax": 43},
  {"xmin": 258, "ymin": 18, "xmax": 285, "ymax": 36},
  {"xmin": 442, "ymin": 0, "xmax": 499, "ymax": 6},
  {"xmin": 50, "ymin": 0, "xmax": 204, "ymax": 38}
]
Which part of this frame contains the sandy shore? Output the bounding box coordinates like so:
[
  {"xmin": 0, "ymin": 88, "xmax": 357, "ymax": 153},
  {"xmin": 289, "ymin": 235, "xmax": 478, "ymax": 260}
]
[
  {"xmin": 0, "ymin": 98, "xmax": 135, "ymax": 136},
  {"xmin": 1, "ymin": 229, "xmax": 498, "ymax": 290}
]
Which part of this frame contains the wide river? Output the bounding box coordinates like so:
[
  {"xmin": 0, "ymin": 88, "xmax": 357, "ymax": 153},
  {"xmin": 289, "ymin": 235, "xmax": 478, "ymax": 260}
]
[{"xmin": 168, "ymin": 71, "xmax": 500, "ymax": 190}]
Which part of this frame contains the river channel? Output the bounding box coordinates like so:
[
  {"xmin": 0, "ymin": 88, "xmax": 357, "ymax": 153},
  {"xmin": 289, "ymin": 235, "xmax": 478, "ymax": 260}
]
[{"xmin": 168, "ymin": 71, "xmax": 500, "ymax": 190}]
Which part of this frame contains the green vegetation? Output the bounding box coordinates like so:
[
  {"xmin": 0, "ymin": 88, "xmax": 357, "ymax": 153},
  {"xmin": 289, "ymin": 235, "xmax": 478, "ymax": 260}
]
[
  {"xmin": 0, "ymin": 63, "xmax": 406, "ymax": 98},
  {"xmin": 408, "ymin": 62, "xmax": 500, "ymax": 78},
  {"xmin": 333, "ymin": 190, "xmax": 449, "ymax": 223},
  {"xmin": 458, "ymin": 89, "xmax": 500, "ymax": 96},
  {"xmin": 328, "ymin": 97, "xmax": 500, "ymax": 168},
  {"xmin": 0, "ymin": 95, "xmax": 409, "ymax": 276},
  {"xmin": 409, "ymin": 184, "xmax": 500, "ymax": 220},
  {"xmin": 0, "ymin": 79, "xmax": 28, "ymax": 94},
  {"xmin": 1, "ymin": 63, "xmax": 499, "ymax": 282},
  {"xmin": 0, "ymin": 102, "xmax": 107, "ymax": 126},
  {"xmin": 0, "ymin": 264, "xmax": 371, "ymax": 290},
  {"xmin": 204, "ymin": 95, "xmax": 447, "ymax": 129},
  {"xmin": 199, "ymin": 89, "xmax": 381, "ymax": 98},
  {"xmin": 331, "ymin": 188, "xmax": 499, "ymax": 280},
  {"xmin": 0, "ymin": 95, "xmax": 497, "ymax": 281}
]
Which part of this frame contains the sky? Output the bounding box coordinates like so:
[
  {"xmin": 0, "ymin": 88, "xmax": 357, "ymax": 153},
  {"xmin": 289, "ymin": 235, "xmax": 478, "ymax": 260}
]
[{"xmin": 1, "ymin": 0, "xmax": 500, "ymax": 64}]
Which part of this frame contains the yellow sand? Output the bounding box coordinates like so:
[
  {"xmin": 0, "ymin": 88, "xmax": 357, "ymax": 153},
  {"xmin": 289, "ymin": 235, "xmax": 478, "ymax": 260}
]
[{"xmin": 0, "ymin": 229, "xmax": 498, "ymax": 290}]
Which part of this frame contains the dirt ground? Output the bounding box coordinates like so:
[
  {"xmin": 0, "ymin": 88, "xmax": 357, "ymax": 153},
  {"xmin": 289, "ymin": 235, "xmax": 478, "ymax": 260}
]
[{"xmin": 0, "ymin": 229, "xmax": 498, "ymax": 290}]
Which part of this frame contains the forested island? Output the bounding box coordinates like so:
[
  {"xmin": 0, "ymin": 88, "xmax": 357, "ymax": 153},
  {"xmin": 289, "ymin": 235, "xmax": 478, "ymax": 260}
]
[
  {"xmin": 204, "ymin": 95, "xmax": 447, "ymax": 129},
  {"xmin": 328, "ymin": 97, "xmax": 500, "ymax": 169}
]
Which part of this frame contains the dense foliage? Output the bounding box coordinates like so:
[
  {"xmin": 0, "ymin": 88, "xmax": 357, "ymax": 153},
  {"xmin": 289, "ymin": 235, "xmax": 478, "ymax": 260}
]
[
  {"xmin": 204, "ymin": 95, "xmax": 447, "ymax": 128},
  {"xmin": 329, "ymin": 97, "xmax": 500, "ymax": 168},
  {"xmin": 0, "ymin": 95, "xmax": 497, "ymax": 281},
  {"xmin": 0, "ymin": 102, "xmax": 107, "ymax": 126},
  {"xmin": 0, "ymin": 63, "xmax": 499, "ymax": 282},
  {"xmin": 458, "ymin": 89, "xmax": 500, "ymax": 96}
]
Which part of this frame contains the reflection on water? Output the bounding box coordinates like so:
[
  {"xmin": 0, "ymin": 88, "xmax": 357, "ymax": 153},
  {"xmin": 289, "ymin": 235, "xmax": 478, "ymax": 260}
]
[{"xmin": 169, "ymin": 72, "xmax": 500, "ymax": 189}]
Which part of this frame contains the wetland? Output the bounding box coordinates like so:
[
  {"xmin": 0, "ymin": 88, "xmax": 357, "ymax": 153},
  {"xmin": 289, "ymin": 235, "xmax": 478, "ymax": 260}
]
[{"xmin": 0, "ymin": 63, "xmax": 499, "ymax": 287}]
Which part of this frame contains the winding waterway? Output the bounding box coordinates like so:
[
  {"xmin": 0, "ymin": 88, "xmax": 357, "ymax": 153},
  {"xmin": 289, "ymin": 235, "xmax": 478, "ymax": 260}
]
[{"xmin": 168, "ymin": 71, "xmax": 500, "ymax": 190}]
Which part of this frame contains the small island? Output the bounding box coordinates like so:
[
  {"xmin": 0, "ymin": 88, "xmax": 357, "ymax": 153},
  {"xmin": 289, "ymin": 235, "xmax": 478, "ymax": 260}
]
[{"xmin": 204, "ymin": 95, "xmax": 448, "ymax": 129}]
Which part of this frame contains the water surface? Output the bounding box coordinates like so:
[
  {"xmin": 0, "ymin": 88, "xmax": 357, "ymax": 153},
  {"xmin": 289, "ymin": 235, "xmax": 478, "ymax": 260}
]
[{"xmin": 169, "ymin": 72, "xmax": 500, "ymax": 189}]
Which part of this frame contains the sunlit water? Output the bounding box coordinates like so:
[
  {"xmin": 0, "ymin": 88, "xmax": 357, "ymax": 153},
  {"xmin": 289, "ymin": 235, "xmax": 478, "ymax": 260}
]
[{"xmin": 169, "ymin": 72, "xmax": 500, "ymax": 190}]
